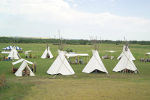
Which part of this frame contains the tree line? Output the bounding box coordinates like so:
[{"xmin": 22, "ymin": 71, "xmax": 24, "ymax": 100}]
[{"xmin": 0, "ymin": 37, "xmax": 150, "ymax": 45}]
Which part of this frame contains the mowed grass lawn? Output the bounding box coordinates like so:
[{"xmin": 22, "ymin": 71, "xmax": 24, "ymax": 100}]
[{"xmin": 0, "ymin": 43, "xmax": 150, "ymax": 100}]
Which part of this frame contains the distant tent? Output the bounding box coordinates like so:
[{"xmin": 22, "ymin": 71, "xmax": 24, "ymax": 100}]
[
  {"xmin": 1, "ymin": 51, "xmax": 10, "ymax": 54},
  {"xmin": 106, "ymin": 50, "xmax": 116, "ymax": 53},
  {"xmin": 25, "ymin": 50, "xmax": 32, "ymax": 55},
  {"xmin": 41, "ymin": 46, "xmax": 53, "ymax": 59},
  {"xmin": 146, "ymin": 52, "xmax": 150, "ymax": 55},
  {"xmin": 47, "ymin": 50, "xmax": 75, "ymax": 75},
  {"xmin": 12, "ymin": 59, "xmax": 35, "ymax": 76},
  {"xmin": 3, "ymin": 46, "xmax": 22, "ymax": 50},
  {"xmin": 113, "ymin": 47, "xmax": 138, "ymax": 73},
  {"xmin": 8, "ymin": 47, "xmax": 20, "ymax": 59},
  {"xmin": 82, "ymin": 50, "xmax": 108, "ymax": 74},
  {"xmin": 65, "ymin": 53, "xmax": 89, "ymax": 58},
  {"xmin": 117, "ymin": 45, "xmax": 135, "ymax": 60}
]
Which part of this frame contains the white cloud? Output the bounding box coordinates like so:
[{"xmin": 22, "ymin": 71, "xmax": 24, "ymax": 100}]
[{"xmin": 0, "ymin": 0, "xmax": 150, "ymax": 40}]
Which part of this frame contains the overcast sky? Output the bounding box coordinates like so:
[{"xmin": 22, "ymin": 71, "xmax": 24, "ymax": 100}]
[{"xmin": 0, "ymin": 0, "xmax": 150, "ymax": 40}]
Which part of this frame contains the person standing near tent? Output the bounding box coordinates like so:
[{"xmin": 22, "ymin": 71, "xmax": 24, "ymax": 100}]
[
  {"xmin": 79, "ymin": 58, "xmax": 83, "ymax": 64},
  {"xmin": 33, "ymin": 62, "xmax": 37, "ymax": 73},
  {"xmin": 75, "ymin": 57, "xmax": 78, "ymax": 64},
  {"xmin": 29, "ymin": 53, "xmax": 32, "ymax": 58}
]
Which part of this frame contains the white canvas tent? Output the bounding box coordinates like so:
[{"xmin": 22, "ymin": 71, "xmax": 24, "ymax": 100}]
[
  {"xmin": 65, "ymin": 53, "xmax": 89, "ymax": 58},
  {"xmin": 47, "ymin": 50, "xmax": 75, "ymax": 75},
  {"xmin": 1, "ymin": 51, "xmax": 10, "ymax": 54},
  {"xmin": 82, "ymin": 50, "xmax": 108, "ymax": 74},
  {"xmin": 25, "ymin": 50, "xmax": 32, "ymax": 55},
  {"xmin": 113, "ymin": 48, "xmax": 138, "ymax": 73},
  {"xmin": 146, "ymin": 52, "xmax": 150, "ymax": 55},
  {"xmin": 8, "ymin": 47, "xmax": 20, "ymax": 59},
  {"xmin": 117, "ymin": 45, "xmax": 135, "ymax": 60},
  {"xmin": 106, "ymin": 50, "xmax": 116, "ymax": 53},
  {"xmin": 41, "ymin": 46, "xmax": 53, "ymax": 59},
  {"xmin": 12, "ymin": 59, "xmax": 35, "ymax": 76}
]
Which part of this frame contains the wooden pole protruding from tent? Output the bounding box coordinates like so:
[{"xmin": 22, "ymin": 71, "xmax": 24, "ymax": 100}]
[
  {"xmin": 58, "ymin": 30, "xmax": 64, "ymax": 51},
  {"xmin": 90, "ymin": 35, "xmax": 99, "ymax": 51},
  {"xmin": 47, "ymin": 44, "xmax": 48, "ymax": 50}
]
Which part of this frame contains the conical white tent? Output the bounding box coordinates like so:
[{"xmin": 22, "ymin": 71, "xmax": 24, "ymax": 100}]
[
  {"xmin": 117, "ymin": 45, "xmax": 135, "ymax": 60},
  {"xmin": 47, "ymin": 50, "xmax": 75, "ymax": 75},
  {"xmin": 113, "ymin": 48, "xmax": 138, "ymax": 73},
  {"xmin": 82, "ymin": 50, "xmax": 108, "ymax": 74},
  {"xmin": 41, "ymin": 46, "xmax": 53, "ymax": 59},
  {"xmin": 8, "ymin": 47, "xmax": 20, "ymax": 59},
  {"xmin": 12, "ymin": 59, "xmax": 35, "ymax": 76}
]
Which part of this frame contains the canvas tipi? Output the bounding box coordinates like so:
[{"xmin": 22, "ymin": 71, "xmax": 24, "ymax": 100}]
[
  {"xmin": 47, "ymin": 50, "xmax": 75, "ymax": 75},
  {"xmin": 41, "ymin": 45, "xmax": 53, "ymax": 59},
  {"xmin": 82, "ymin": 50, "xmax": 108, "ymax": 74},
  {"xmin": 117, "ymin": 45, "xmax": 135, "ymax": 60},
  {"xmin": 113, "ymin": 47, "xmax": 138, "ymax": 73},
  {"xmin": 8, "ymin": 47, "xmax": 20, "ymax": 59},
  {"xmin": 12, "ymin": 59, "xmax": 35, "ymax": 76}
]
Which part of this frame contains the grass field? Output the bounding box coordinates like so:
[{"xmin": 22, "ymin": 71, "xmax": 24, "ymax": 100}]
[{"xmin": 0, "ymin": 43, "xmax": 150, "ymax": 100}]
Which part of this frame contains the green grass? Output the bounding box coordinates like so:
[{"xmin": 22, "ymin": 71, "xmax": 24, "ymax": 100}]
[
  {"xmin": 0, "ymin": 43, "xmax": 150, "ymax": 100},
  {"xmin": 0, "ymin": 77, "xmax": 34, "ymax": 100},
  {"xmin": 23, "ymin": 79, "xmax": 150, "ymax": 100}
]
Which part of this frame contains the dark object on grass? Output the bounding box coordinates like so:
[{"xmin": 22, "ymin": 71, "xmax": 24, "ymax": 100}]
[{"xmin": 12, "ymin": 68, "xmax": 18, "ymax": 73}]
